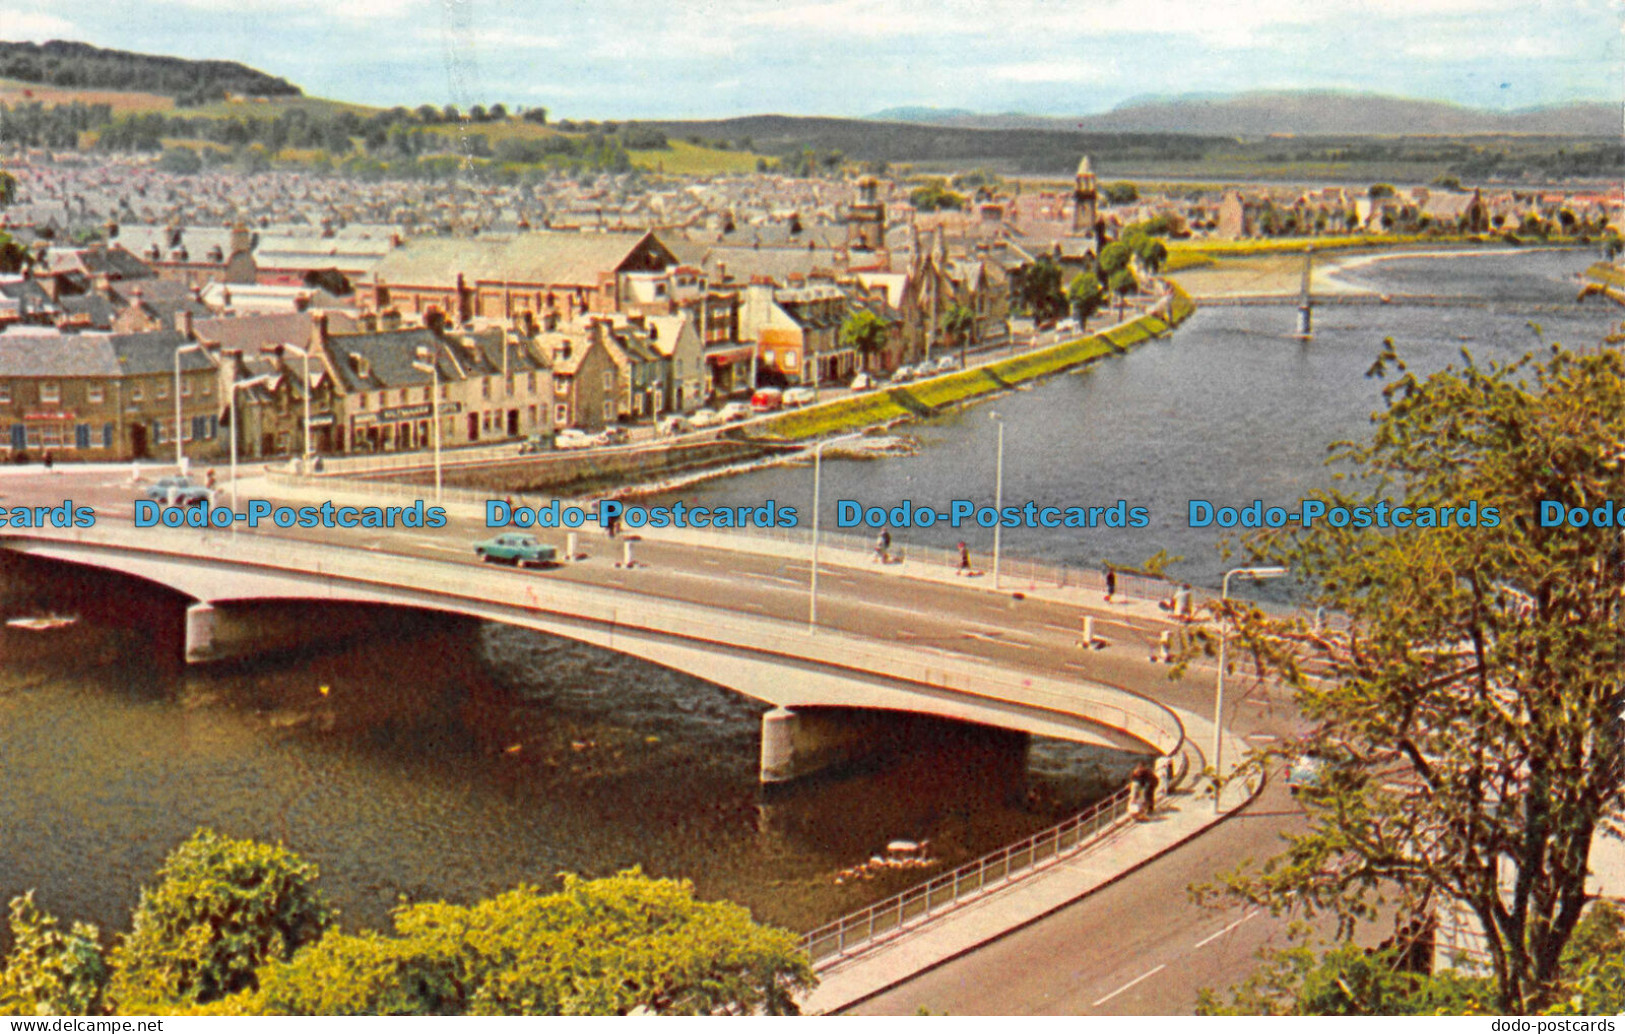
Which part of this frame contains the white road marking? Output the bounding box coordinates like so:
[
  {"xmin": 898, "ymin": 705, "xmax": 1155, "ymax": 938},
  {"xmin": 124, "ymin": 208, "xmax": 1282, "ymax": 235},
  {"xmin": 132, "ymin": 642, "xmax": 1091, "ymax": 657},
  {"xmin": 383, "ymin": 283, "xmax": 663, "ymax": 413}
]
[
  {"xmin": 965, "ymin": 630, "xmax": 1032, "ymax": 649},
  {"xmin": 1193, "ymin": 911, "xmax": 1259, "ymax": 949},
  {"xmin": 742, "ymin": 571, "xmax": 805, "ymax": 587},
  {"xmin": 1245, "ymin": 734, "xmax": 1277, "ymax": 742},
  {"xmin": 1091, "ymin": 964, "xmax": 1166, "ymax": 1007}
]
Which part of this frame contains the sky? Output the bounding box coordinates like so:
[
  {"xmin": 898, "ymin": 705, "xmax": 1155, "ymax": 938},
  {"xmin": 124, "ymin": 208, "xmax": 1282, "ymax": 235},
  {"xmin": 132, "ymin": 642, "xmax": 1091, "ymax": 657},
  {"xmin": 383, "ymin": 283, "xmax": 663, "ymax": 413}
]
[{"xmin": 5, "ymin": 0, "xmax": 1622, "ymax": 119}]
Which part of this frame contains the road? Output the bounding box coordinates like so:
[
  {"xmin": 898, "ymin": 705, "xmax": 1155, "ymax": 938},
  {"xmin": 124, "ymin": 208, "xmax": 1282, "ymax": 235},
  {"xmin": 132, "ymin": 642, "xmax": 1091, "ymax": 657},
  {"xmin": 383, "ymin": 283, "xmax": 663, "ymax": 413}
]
[{"xmin": 1, "ymin": 465, "xmax": 1311, "ymax": 1013}]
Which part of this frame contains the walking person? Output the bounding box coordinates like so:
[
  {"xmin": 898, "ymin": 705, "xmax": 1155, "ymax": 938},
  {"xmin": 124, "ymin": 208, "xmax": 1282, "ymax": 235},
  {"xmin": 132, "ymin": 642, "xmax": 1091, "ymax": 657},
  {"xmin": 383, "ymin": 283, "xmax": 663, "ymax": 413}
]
[
  {"xmin": 873, "ymin": 527, "xmax": 891, "ymax": 564},
  {"xmin": 957, "ymin": 541, "xmax": 971, "ymax": 575},
  {"xmin": 1175, "ymin": 583, "xmax": 1193, "ymax": 619},
  {"xmin": 1130, "ymin": 762, "xmax": 1153, "ymax": 819},
  {"xmin": 1104, "ymin": 567, "xmax": 1117, "ymax": 603}
]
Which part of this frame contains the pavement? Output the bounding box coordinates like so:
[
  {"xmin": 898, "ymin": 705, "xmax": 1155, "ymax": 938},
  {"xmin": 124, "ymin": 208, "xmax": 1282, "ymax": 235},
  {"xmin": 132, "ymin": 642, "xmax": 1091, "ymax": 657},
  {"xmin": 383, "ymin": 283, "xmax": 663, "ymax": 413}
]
[{"xmin": 801, "ymin": 704, "xmax": 1257, "ymax": 1014}]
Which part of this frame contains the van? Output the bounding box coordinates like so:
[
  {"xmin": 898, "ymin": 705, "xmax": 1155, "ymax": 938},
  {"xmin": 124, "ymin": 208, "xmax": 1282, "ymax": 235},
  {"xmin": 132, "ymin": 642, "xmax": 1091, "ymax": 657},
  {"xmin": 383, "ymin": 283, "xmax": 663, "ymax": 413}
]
[{"xmin": 750, "ymin": 388, "xmax": 784, "ymax": 413}]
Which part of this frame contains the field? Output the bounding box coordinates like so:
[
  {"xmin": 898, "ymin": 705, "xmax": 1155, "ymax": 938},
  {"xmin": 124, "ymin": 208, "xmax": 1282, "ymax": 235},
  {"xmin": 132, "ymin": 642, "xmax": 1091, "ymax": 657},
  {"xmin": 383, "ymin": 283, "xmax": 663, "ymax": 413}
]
[
  {"xmin": 0, "ymin": 76, "xmax": 172, "ymax": 113},
  {"xmin": 630, "ymin": 140, "xmax": 766, "ymax": 175}
]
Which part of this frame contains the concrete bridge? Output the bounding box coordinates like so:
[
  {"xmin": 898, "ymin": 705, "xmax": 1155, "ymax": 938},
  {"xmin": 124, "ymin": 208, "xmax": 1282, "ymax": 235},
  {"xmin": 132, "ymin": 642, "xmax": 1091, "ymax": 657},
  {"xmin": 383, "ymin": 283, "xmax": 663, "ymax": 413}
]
[
  {"xmin": 2, "ymin": 527, "xmax": 1185, "ymax": 786},
  {"xmin": 1192, "ymin": 292, "xmax": 1586, "ymax": 314}
]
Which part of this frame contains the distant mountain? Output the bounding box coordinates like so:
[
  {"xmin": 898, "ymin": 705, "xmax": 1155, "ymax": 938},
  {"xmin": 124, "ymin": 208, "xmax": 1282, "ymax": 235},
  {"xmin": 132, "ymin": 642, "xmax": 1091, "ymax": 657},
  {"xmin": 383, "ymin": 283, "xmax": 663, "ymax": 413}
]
[
  {"xmin": 868, "ymin": 106, "xmax": 980, "ymax": 123},
  {"xmin": 869, "ymin": 91, "xmax": 1622, "ymax": 136},
  {"xmin": 0, "ymin": 39, "xmax": 301, "ymax": 103}
]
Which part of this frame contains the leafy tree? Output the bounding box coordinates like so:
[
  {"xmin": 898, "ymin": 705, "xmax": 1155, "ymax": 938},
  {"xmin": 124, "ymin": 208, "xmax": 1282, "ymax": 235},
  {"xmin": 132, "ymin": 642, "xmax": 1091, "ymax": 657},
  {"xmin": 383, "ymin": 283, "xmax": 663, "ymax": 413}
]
[
  {"xmin": 1432, "ymin": 174, "xmax": 1464, "ymax": 191},
  {"xmin": 0, "ymin": 170, "xmax": 14, "ymax": 206},
  {"xmin": 1101, "ymin": 181, "xmax": 1139, "ymax": 205},
  {"xmin": 909, "ymin": 180, "xmax": 965, "ymax": 212},
  {"xmin": 1368, "ymin": 183, "xmax": 1396, "ymax": 199},
  {"xmin": 1014, "ymin": 254, "xmax": 1065, "ymax": 323},
  {"xmin": 1204, "ymin": 342, "xmax": 1625, "ymax": 1011},
  {"xmin": 0, "ymin": 893, "xmax": 107, "ymax": 1016},
  {"xmin": 0, "ymin": 232, "xmax": 33, "ymax": 274},
  {"xmin": 1199, "ymin": 941, "xmax": 1496, "ymax": 1016},
  {"xmin": 106, "ymin": 829, "xmax": 331, "ymax": 1012},
  {"xmin": 1097, "ymin": 240, "xmax": 1133, "ymax": 278},
  {"xmin": 158, "ymin": 147, "xmax": 203, "ymax": 175},
  {"xmin": 1108, "ymin": 266, "xmax": 1138, "ymax": 319},
  {"xmin": 221, "ymin": 871, "xmax": 813, "ymax": 1016},
  {"xmin": 839, "ymin": 309, "xmax": 889, "ymax": 372},
  {"xmin": 1067, "ymin": 271, "xmax": 1106, "ymax": 325},
  {"xmin": 940, "ymin": 301, "xmax": 976, "ymax": 367}
]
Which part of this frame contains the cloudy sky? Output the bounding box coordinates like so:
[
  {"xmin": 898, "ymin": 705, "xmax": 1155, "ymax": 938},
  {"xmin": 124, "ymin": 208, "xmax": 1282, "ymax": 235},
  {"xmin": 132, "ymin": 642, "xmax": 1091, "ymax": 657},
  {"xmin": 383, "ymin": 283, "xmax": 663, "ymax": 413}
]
[{"xmin": 7, "ymin": 0, "xmax": 1622, "ymax": 118}]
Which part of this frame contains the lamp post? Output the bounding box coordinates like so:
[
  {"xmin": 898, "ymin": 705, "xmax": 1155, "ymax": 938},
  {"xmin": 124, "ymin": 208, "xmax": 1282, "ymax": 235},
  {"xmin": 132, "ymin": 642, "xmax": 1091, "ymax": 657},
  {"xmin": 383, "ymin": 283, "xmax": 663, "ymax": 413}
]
[
  {"xmin": 413, "ymin": 346, "xmax": 442, "ymax": 504},
  {"xmin": 262, "ymin": 343, "xmax": 313, "ymax": 471},
  {"xmin": 807, "ymin": 433, "xmax": 860, "ymax": 632},
  {"xmin": 990, "ymin": 410, "xmax": 1005, "ymax": 590},
  {"xmin": 1212, "ymin": 565, "xmax": 1288, "ymax": 812},
  {"xmin": 226, "ymin": 372, "xmax": 265, "ymax": 514},
  {"xmin": 172, "ymin": 341, "xmax": 206, "ymax": 472}
]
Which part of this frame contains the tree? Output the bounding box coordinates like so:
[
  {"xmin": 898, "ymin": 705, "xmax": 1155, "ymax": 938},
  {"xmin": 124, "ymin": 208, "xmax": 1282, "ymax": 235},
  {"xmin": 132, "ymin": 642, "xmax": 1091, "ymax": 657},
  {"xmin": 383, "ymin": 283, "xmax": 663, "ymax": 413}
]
[
  {"xmin": 106, "ymin": 829, "xmax": 332, "ymax": 1011},
  {"xmin": 220, "ymin": 870, "xmax": 814, "ymax": 1016},
  {"xmin": 158, "ymin": 147, "xmax": 202, "ymax": 174},
  {"xmin": 1015, "ymin": 254, "xmax": 1065, "ymax": 323},
  {"xmin": 1107, "ymin": 266, "xmax": 1138, "ymax": 320},
  {"xmin": 839, "ymin": 309, "xmax": 888, "ymax": 372},
  {"xmin": 940, "ymin": 301, "xmax": 976, "ymax": 368},
  {"xmin": 1102, "ymin": 181, "xmax": 1139, "ymax": 205},
  {"xmin": 909, "ymin": 180, "xmax": 965, "ymax": 212},
  {"xmin": 1205, "ymin": 342, "xmax": 1625, "ymax": 1011},
  {"xmin": 0, "ymin": 170, "xmax": 15, "ymax": 206},
  {"xmin": 0, "ymin": 893, "xmax": 107, "ymax": 1016},
  {"xmin": 1369, "ymin": 183, "xmax": 1396, "ymax": 199},
  {"xmin": 1067, "ymin": 271, "xmax": 1106, "ymax": 325}
]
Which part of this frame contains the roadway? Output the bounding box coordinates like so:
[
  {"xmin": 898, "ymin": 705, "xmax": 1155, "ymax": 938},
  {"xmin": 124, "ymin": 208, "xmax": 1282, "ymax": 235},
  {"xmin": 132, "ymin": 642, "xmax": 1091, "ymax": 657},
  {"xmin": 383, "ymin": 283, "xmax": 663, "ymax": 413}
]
[{"xmin": 0, "ymin": 465, "xmax": 1311, "ymax": 1013}]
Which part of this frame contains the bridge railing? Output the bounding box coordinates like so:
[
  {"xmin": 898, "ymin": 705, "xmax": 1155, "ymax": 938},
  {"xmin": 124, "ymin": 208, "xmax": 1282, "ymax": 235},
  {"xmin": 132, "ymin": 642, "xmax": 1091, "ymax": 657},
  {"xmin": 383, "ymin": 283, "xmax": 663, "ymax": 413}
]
[{"xmin": 802, "ymin": 783, "xmax": 1135, "ymax": 969}]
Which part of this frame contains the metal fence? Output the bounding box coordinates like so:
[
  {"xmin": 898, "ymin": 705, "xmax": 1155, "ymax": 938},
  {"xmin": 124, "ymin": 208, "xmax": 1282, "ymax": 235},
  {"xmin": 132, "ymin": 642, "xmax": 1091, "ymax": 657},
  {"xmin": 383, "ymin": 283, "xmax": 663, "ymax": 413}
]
[{"xmin": 802, "ymin": 783, "xmax": 1136, "ymax": 969}]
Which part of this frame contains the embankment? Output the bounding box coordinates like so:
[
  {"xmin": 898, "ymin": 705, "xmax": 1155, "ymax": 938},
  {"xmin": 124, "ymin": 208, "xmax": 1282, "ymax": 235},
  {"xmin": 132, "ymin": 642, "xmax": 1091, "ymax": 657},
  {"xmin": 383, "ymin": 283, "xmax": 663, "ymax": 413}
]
[{"xmin": 746, "ymin": 289, "xmax": 1195, "ymax": 444}]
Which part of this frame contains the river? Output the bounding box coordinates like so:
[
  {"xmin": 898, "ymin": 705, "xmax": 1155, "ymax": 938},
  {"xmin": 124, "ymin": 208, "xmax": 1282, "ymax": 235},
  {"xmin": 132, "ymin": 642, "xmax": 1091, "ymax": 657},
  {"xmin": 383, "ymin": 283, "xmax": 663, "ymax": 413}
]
[{"xmin": 0, "ymin": 246, "xmax": 1614, "ymax": 947}]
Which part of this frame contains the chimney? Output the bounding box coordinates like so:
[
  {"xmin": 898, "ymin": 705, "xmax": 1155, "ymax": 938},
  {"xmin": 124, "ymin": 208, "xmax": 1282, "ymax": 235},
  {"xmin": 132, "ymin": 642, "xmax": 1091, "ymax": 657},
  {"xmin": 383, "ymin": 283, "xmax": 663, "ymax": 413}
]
[
  {"xmin": 312, "ymin": 313, "xmax": 330, "ymax": 350},
  {"xmin": 175, "ymin": 310, "xmax": 194, "ymax": 339}
]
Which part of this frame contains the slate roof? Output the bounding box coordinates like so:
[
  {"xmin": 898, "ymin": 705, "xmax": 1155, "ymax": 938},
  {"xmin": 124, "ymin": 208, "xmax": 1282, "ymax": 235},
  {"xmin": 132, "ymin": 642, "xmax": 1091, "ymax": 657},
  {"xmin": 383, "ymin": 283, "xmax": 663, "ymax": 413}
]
[
  {"xmin": 369, "ymin": 230, "xmax": 674, "ymax": 289},
  {"xmin": 323, "ymin": 328, "xmax": 442, "ymax": 394},
  {"xmin": 108, "ymin": 329, "xmax": 211, "ymax": 376},
  {"xmin": 0, "ymin": 334, "xmax": 120, "ymax": 377}
]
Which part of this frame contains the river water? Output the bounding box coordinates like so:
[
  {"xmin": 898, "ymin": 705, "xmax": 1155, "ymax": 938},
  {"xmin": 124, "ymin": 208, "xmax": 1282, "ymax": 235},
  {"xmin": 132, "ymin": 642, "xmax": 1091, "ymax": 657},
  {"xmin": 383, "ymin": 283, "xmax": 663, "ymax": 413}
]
[
  {"xmin": 659, "ymin": 247, "xmax": 1618, "ymax": 592},
  {"xmin": 1, "ymin": 246, "xmax": 1615, "ymax": 946}
]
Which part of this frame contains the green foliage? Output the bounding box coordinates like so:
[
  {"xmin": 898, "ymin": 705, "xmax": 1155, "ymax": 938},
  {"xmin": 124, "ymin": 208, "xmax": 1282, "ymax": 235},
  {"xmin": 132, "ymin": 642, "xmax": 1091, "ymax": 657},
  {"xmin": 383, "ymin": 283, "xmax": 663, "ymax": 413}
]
[
  {"xmin": 1199, "ymin": 942, "xmax": 1496, "ymax": 1016},
  {"xmin": 0, "ymin": 170, "xmax": 16, "ymax": 207},
  {"xmin": 1368, "ymin": 182, "xmax": 1396, "ymax": 198},
  {"xmin": 0, "ymin": 39, "xmax": 299, "ymax": 100},
  {"xmin": 0, "ymin": 893, "xmax": 107, "ymax": 1017},
  {"xmin": 1108, "ymin": 266, "xmax": 1139, "ymax": 299},
  {"xmin": 1067, "ymin": 271, "xmax": 1106, "ymax": 322},
  {"xmin": 0, "ymin": 232, "xmax": 33, "ymax": 274},
  {"xmin": 1101, "ymin": 181, "xmax": 1139, "ymax": 205},
  {"xmin": 1211, "ymin": 342, "xmax": 1625, "ymax": 1011},
  {"xmin": 105, "ymin": 829, "xmax": 331, "ymax": 1012},
  {"xmin": 909, "ymin": 179, "xmax": 966, "ymax": 212},
  {"xmin": 940, "ymin": 301, "xmax": 976, "ymax": 348},
  {"xmin": 157, "ymin": 147, "xmax": 203, "ymax": 174},
  {"xmin": 229, "ymin": 871, "xmax": 812, "ymax": 1016},
  {"xmin": 839, "ymin": 309, "xmax": 889, "ymax": 363},
  {"xmin": 1014, "ymin": 254, "xmax": 1066, "ymax": 322}
]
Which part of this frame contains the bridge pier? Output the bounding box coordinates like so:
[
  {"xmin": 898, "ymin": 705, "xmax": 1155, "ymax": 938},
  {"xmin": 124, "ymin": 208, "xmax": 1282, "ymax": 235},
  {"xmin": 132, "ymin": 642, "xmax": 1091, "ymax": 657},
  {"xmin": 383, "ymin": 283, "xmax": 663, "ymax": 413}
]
[
  {"xmin": 183, "ymin": 600, "xmax": 411, "ymax": 665},
  {"xmin": 759, "ymin": 706, "xmax": 933, "ymax": 786}
]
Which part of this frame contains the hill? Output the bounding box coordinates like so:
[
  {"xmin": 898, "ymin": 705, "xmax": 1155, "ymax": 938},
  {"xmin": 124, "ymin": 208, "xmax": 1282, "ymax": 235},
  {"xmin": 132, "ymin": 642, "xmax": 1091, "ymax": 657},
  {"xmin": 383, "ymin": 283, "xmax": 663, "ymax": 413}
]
[
  {"xmin": 870, "ymin": 90, "xmax": 1622, "ymax": 137},
  {"xmin": 0, "ymin": 39, "xmax": 300, "ymax": 105}
]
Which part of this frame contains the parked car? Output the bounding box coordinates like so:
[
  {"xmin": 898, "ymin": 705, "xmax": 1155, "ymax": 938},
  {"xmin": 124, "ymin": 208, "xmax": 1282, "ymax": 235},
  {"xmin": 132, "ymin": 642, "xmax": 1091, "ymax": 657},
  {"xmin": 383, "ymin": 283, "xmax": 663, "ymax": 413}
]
[
  {"xmin": 143, "ymin": 476, "xmax": 213, "ymax": 506},
  {"xmin": 517, "ymin": 432, "xmax": 552, "ymax": 454},
  {"xmin": 719, "ymin": 401, "xmax": 753, "ymax": 422},
  {"xmin": 889, "ymin": 365, "xmax": 917, "ymax": 383},
  {"xmin": 657, "ymin": 415, "xmax": 691, "ymax": 436},
  {"xmin": 849, "ymin": 373, "xmax": 875, "ymax": 391},
  {"xmin": 474, "ymin": 533, "xmax": 557, "ymax": 568},
  {"xmin": 782, "ymin": 386, "xmax": 818, "ymax": 407},
  {"xmin": 750, "ymin": 388, "xmax": 784, "ymax": 412},
  {"xmin": 934, "ymin": 355, "xmax": 962, "ymax": 372},
  {"xmin": 689, "ymin": 409, "xmax": 724, "ymax": 429},
  {"xmin": 600, "ymin": 425, "xmax": 630, "ymax": 445},
  {"xmin": 553, "ymin": 428, "xmax": 598, "ymax": 449}
]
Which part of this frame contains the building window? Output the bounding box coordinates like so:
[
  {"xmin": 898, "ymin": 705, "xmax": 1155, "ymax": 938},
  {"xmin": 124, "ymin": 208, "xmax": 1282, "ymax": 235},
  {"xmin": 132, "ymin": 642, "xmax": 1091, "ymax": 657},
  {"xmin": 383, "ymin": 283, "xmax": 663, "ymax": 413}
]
[
  {"xmin": 156, "ymin": 381, "xmax": 167, "ymax": 400},
  {"xmin": 554, "ymin": 403, "xmax": 568, "ymax": 425},
  {"xmin": 420, "ymin": 386, "xmax": 430, "ymax": 402},
  {"xmin": 482, "ymin": 377, "xmax": 491, "ymax": 400},
  {"xmin": 602, "ymin": 371, "xmax": 614, "ymax": 393},
  {"xmin": 357, "ymin": 394, "xmax": 367, "ymax": 409},
  {"xmin": 130, "ymin": 386, "xmax": 144, "ymax": 402},
  {"xmin": 39, "ymin": 381, "xmax": 60, "ymax": 404},
  {"xmin": 0, "ymin": 383, "xmax": 10, "ymax": 404},
  {"xmin": 527, "ymin": 372, "xmax": 536, "ymax": 392},
  {"xmin": 202, "ymin": 380, "xmax": 212, "ymax": 397},
  {"xmin": 785, "ymin": 350, "xmax": 799, "ymax": 370},
  {"xmin": 603, "ymin": 400, "xmax": 614, "ymax": 422},
  {"xmin": 763, "ymin": 350, "xmax": 776, "ymax": 367}
]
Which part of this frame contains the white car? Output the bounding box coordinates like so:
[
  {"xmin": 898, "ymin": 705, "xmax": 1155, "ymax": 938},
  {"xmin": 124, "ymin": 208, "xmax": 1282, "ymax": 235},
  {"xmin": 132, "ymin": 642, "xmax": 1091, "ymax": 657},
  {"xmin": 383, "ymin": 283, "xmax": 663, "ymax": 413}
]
[
  {"xmin": 782, "ymin": 386, "xmax": 818, "ymax": 407},
  {"xmin": 889, "ymin": 365, "xmax": 916, "ymax": 383},
  {"xmin": 719, "ymin": 401, "xmax": 753, "ymax": 422},
  {"xmin": 553, "ymin": 428, "xmax": 598, "ymax": 449},
  {"xmin": 935, "ymin": 355, "xmax": 962, "ymax": 372},
  {"xmin": 849, "ymin": 373, "xmax": 875, "ymax": 391},
  {"xmin": 689, "ymin": 409, "xmax": 724, "ymax": 428},
  {"xmin": 657, "ymin": 415, "xmax": 691, "ymax": 436}
]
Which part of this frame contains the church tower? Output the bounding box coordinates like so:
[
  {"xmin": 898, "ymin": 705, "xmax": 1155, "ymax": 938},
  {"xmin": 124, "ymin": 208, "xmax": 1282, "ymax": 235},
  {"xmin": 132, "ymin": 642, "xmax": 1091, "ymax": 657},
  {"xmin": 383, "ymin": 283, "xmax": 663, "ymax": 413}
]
[
  {"xmin": 1072, "ymin": 155, "xmax": 1098, "ymax": 241},
  {"xmin": 847, "ymin": 176, "xmax": 886, "ymax": 251}
]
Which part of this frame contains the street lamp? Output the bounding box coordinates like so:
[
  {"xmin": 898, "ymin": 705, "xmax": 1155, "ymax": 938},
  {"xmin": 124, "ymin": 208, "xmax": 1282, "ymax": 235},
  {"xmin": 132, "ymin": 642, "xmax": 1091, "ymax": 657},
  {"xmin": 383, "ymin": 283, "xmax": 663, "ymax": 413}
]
[
  {"xmin": 263, "ymin": 343, "xmax": 314, "ymax": 471},
  {"xmin": 807, "ymin": 433, "xmax": 860, "ymax": 632},
  {"xmin": 412, "ymin": 345, "xmax": 442, "ymax": 504},
  {"xmin": 1212, "ymin": 565, "xmax": 1288, "ymax": 812},
  {"xmin": 173, "ymin": 341, "xmax": 206, "ymax": 472},
  {"xmin": 226, "ymin": 370, "xmax": 271, "ymax": 514},
  {"xmin": 989, "ymin": 410, "xmax": 1005, "ymax": 590}
]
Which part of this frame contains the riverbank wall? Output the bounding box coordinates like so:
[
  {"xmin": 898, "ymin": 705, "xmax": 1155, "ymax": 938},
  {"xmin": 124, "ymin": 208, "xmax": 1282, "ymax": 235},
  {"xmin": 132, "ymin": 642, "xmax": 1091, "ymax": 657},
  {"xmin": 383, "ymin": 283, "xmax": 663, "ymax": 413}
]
[{"xmin": 745, "ymin": 287, "xmax": 1196, "ymax": 445}]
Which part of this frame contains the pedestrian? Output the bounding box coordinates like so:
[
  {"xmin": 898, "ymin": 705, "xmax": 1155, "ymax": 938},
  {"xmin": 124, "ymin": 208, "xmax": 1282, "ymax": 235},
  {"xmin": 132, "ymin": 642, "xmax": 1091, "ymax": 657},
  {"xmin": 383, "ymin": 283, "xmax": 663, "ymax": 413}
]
[
  {"xmin": 1144, "ymin": 763, "xmax": 1161, "ymax": 814},
  {"xmin": 1104, "ymin": 567, "xmax": 1117, "ymax": 603},
  {"xmin": 1175, "ymin": 583, "xmax": 1192, "ymax": 619},
  {"xmin": 957, "ymin": 541, "xmax": 971, "ymax": 575},
  {"xmin": 1130, "ymin": 762, "xmax": 1153, "ymax": 819},
  {"xmin": 205, "ymin": 468, "xmax": 217, "ymax": 490},
  {"xmin": 874, "ymin": 527, "xmax": 891, "ymax": 563},
  {"xmin": 42, "ymin": 450, "xmax": 52, "ymax": 470}
]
